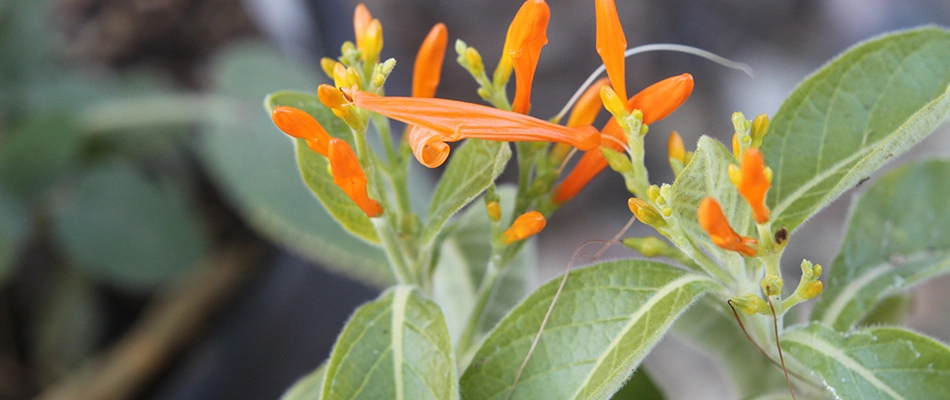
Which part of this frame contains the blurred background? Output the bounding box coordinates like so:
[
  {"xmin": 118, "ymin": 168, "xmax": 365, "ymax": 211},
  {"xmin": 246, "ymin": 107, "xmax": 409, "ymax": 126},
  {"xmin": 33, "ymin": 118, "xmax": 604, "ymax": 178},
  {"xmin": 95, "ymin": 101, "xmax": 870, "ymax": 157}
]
[{"xmin": 1, "ymin": 0, "xmax": 949, "ymax": 399}]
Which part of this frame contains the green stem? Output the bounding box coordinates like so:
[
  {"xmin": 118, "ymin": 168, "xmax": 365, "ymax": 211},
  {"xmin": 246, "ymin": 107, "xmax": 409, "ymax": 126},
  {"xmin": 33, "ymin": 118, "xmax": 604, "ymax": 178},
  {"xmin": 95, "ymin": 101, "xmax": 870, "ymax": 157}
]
[
  {"xmin": 372, "ymin": 217, "xmax": 416, "ymax": 285},
  {"xmin": 78, "ymin": 94, "xmax": 215, "ymax": 135}
]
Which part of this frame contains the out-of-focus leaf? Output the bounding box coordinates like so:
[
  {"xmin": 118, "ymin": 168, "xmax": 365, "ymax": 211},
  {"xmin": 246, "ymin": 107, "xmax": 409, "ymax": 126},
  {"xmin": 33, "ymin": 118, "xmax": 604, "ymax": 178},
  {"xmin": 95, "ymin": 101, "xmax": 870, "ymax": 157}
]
[
  {"xmin": 420, "ymin": 139, "xmax": 511, "ymax": 246},
  {"xmin": 281, "ymin": 363, "xmax": 327, "ymax": 400},
  {"xmin": 811, "ymin": 160, "xmax": 950, "ymax": 331},
  {"xmin": 51, "ymin": 161, "xmax": 208, "ymax": 290},
  {"xmin": 783, "ymin": 323, "xmax": 950, "ymax": 399},
  {"xmin": 460, "ymin": 261, "xmax": 719, "ymax": 400},
  {"xmin": 0, "ymin": 114, "xmax": 81, "ymax": 199},
  {"xmin": 202, "ymin": 42, "xmax": 391, "ymax": 287},
  {"xmin": 762, "ymin": 27, "xmax": 950, "ymax": 234},
  {"xmin": 322, "ymin": 286, "xmax": 459, "ymax": 400},
  {"xmin": 608, "ymin": 368, "xmax": 665, "ymax": 400}
]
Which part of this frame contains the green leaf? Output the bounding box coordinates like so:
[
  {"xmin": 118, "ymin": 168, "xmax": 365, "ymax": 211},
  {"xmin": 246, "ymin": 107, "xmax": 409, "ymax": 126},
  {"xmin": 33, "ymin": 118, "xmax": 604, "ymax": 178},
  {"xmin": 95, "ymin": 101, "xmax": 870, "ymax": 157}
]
[
  {"xmin": 608, "ymin": 368, "xmax": 665, "ymax": 400},
  {"xmin": 322, "ymin": 285, "xmax": 459, "ymax": 400},
  {"xmin": 51, "ymin": 161, "xmax": 209, "ymax": 290},
  {"xmin": 432, "ymin": 186, "xmax": 534, "ymax": 343},
  {"xmin": 202, "ymin": 42, "xmax": 390, "ymax": 287},
  {"xmin": 459, "ymin": 260, "xmax": 719, "ymax": 400},
  {"xmin": 281, "ymin": 363, "xmax": 327, "ymax": 400},
  {"xmin": 810, "ymin": 159, "xmax": 950, "ymax": 331},
  {"xmin": 762, "ymin": 27, "xmax": 950, "ymax": 233},
  {"xmin": 0, "ymin": 114, "xmax": 81, "ymax": 199},
  {"xmin": 264, "ymin": 90, "xmax": 381, "ymax": 244},
  {"xmin": 420, "ymin": 139, "xmax": 511, "ymax": 246},
  {"xmin": 782, "ymin": 323, "xmax": 950, "ymax": 399},
  {"xmin": 672, "ymin": 300, "xmax": 788, "ymax": 398},
  {"xmin": 669, "ymin": 136, "xmax": 750, "ymax": 268}
]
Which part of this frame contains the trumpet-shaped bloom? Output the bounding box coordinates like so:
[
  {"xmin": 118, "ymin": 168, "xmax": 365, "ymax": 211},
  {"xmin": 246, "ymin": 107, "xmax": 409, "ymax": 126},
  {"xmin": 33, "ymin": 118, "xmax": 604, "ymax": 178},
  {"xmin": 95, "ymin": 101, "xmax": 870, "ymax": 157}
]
[
  {"xmin": 502, "ymin": 211, "xmax": 546, "ymax": 243},
  {"xmin": 272, "ymin": 106, "xmax": 331, "ymax": 156},
  {"xmin": 733, "ymin": 148, "xmax": 771, "ymax": 223},
  {"xmin": 412, "ymin": 23, "xmax": 449, "ymax": 98},
  {"xmin": 504, "ymin": 0, "xmax": 550, "ymax": 114},
  {"xmin": 271, "ymin": 106, "xmax": 382, "ymax": 218},
  {"xmin": 595, "ymin": 0, "xmax": 628, "ymax": 103},
  {"xmin": 349, "ymin": 89, "xmax": 600, "ymax": 168},
  {"xmin": 553, "ymin": 73, "xmax": 694, "ymax": 203},
  {"xmin": 698, "ymin": 197, "xmax": 756, "ymax": 256},
  {"xmin": 328, "ymin": 138, "xmax": 383, "ymax": 217}
]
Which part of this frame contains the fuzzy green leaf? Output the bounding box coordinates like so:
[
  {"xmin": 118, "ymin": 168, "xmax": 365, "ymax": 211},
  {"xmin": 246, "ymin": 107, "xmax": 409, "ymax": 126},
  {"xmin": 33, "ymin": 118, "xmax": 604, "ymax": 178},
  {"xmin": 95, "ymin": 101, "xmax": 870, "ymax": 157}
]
[
  {"xmin": 203, "ymin": 43, "xmax": 390, "ymax": 287},
  {"xmin": 811, "ymin": 160, "xmax": 950, "ymax": 331},
  {"xmin": 420, "ymin": 140, "xmax": 511, "ymax": 246},
  {"xmin": 783, "ymin": 323, "xmax": 950, "ymax": 399},
  {"xmin": 459, "ymin": 260, "xmax": 719, "ymax": 400},
  {"xmin": 669, "ymin": 136, "xmax": 750, "ymax": 269},
  {"xmin": 322, "ymin": 286, "xmax": 459, "ymax": 400},
  {"xmin": 763, "ymin": 27, "xmax": 950, "ymax": 233},
  {"xmin": 0, "ymin": 189, "xmax": 27, "ymax": 284},
  {"xmin": 281, "ymin": 363, "xmax": 327, "ymax": 400},
  {"xmin": 608, "ymin": 368, "xmax": 665, "ymax": 400}
]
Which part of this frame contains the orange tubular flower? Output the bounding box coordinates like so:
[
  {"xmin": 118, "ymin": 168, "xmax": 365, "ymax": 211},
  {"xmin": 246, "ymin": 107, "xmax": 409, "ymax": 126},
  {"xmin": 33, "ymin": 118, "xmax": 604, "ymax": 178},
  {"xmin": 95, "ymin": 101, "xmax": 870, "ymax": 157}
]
[
  {"xmin": 595, "ymin": 0, "xmax": 628, "ymax": 104},
  {"xmin": 553, "ymin": 73, "xmax": 694, "ymax": 203},
  {"xmin": 502, "ymin": 211, "xmax": 546, "ymax": 244},
  {"xmin": 505, "ymin": 0, "xmax": 550, "ymax": 114},
  {"xmin": 271, "ymin": 106, "xmax": 331, "ymax": 156},
  {"xmin": 698, "ymin": 197, "xmax": 756, "ymax": 256},
  {"xmin": 567, "ymin": 77, "xmax": 609, "ymax": 128},
  {"xmin": 328, "ymin": 138, "xmax": 383, "ymax": 218},
  {"xmin": 412, "ymin": 23, "xmax": 449, "ymax": 98},
  {"xmin": 735, "ymin": 148, "xmax": 771, "ymax": 223},
  {"xmin": 349, "ymin": 90, "xmax": 600, "ymax": 168}
]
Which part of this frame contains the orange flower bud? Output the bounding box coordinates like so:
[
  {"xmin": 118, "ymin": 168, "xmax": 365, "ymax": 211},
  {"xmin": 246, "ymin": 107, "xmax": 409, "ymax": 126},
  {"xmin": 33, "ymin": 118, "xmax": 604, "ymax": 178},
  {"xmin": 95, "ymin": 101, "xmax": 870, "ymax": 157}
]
[
  {"xmin": 697, "ymin": 197, "xmax": 757, "ymax": 256},
  {"xmin": 271, "ymin": 106, "xmax": 331, "ymax": 156},
  {"xmin": 734, "ymin": 148, "xmax": 771, "ymax": 223},
  {"xmin": 327, "ymin": 138, "xmax": 383, "ymax": 217},
  {"xmin": 504, "ymin": 0, "xmax": 550, "ymax": 114},
  {"xmin": 502, "ymin": 211, "xmax": 546, "ymax": 244},
  {"xmin": 595, "ymin": 0, "xmax": 628, "ymax": 104},
  {"xmin": 353, "ymin": 4, "xmax": 372, "ymax": 51},
  {"xmin": 627, "ymin": 73, "xmax": 693, "ymax": 125},
  {"xmin": 668, "ymin": 131, "xmax": 686, "ymax": 163},
  {"xmin": 566, "ymin": 77, "xmax": 609, "ymax": 128},
  {"xmin": 412, "ymin": 23, "xmax": 449, "ymax": 98}
]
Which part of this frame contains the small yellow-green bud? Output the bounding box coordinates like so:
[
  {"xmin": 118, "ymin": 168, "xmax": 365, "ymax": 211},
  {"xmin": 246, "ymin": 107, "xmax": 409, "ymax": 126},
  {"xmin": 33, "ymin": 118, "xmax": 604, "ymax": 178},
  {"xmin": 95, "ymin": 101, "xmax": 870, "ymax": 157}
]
[
  {"xmin": 622, "ymin": 236, "xmax": 673, "ymax": 258},
  {"xmin": 600, "ymin": 85, "xmax": 628, "ymax": 120},
  {"xmin": 761, "ymin": 274, "xmax": 784, "ymax": 296},
  {"xmin": 751, "ymin": 114, "xmax": 770, "ymax": 148},
  {"xmin": 486, "ymin": 201, "xmax": 502, "ymax": 222},
  {"xmin": 601, "ymin": 147, "xmax": 633, "ymax": 173},
  {"xmin": 465, "ymin": 47, "xmax": 484, "ymax": 76},
  {"xmin": 647, "ymin": 185, "xmax": 661, "ymax": 203},
  {"xmin": 628, "ymin": 198, "xmax": 667, "ymax": 228},
  {"xmin": 321, "ymin": 57, "xmax": 339, "ymax": 79},
  {"xmin": 731, "ymin": 294, "xmax": 768, "ymax": 315},
  {"xmin": 802, "ymin": 280, "xmax": 823, "ymax": 299}
]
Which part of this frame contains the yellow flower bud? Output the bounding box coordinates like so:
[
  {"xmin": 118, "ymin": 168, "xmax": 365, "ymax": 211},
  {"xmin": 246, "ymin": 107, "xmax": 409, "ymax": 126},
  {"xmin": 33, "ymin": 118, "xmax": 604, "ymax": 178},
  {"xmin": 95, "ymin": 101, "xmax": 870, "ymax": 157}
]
[
  {"xmin": 486, "ymin": 201, "xmax": 502, "ymax": 222},
  {"xmin": 761, "ymin": 274, "xmax": 783, "ymax": 297},
  {"xmin": 502, "ymin": 211, "xmax": 546, "ymax": 244},
  {"xmin": 802, "ymin": 280, "xmax": 823, "ymax": 299},
  {"xmin": 628, "ymin": 198, "xmax": 667, "ymax": 228},
  {"xmin": 731, "ymin": 294, "xmax": 768, "ymax": 315},
  {"xmin": 751, "ymin": 114, "xmax": 769, "ymax": 148}
]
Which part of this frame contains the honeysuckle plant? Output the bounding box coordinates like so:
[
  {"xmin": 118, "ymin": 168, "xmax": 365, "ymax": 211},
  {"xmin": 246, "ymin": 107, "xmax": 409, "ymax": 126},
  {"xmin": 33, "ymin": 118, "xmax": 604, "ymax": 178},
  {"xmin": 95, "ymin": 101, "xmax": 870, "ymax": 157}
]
[{"xmin": 270, "ymin": 1, "xmax": 950, "ymax": 399}]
